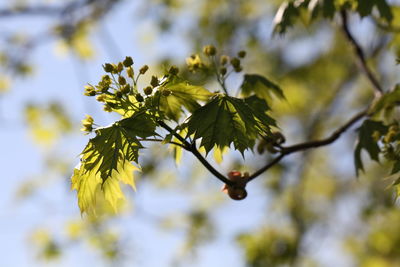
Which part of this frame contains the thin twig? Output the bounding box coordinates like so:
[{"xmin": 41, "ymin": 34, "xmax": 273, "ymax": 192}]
[
  {"xmin": 137, "ymin": 138, "xmax": 186, "ymax": 149},
  {"xmin": 247, "ymin": 109, "xmax": 368, "ymax": 182},
  {"xmin": 156, "ymin": 120, "xmax": 234, "ymax": 186},
  {"xmin": 340, "ymin": 10, "xmax": 384, "ymax": 97}
]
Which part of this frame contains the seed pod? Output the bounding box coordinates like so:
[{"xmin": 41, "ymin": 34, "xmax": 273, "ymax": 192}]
[{"xmin": 123, "ymin": 56, "xmax": 133, "ymax": 67}]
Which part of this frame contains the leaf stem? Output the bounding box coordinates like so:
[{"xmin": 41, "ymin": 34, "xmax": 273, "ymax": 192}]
[{"xmin": 157, "ymin": 120, "xmax": 234, "ymax": 186}]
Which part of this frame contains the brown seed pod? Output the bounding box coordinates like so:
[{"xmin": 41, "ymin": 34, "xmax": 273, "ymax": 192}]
[{"xmin": 227, "ymin": 186, "xmax": 247, "ymax": 200}]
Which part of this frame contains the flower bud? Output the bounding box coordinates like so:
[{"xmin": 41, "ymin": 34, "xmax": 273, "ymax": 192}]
[
  {"xmin": 230, "ymin": 57, "xmax": 241, "ymax": 68},
  {"xmin": 103, "ymin": 63, "xmax": 114, "ymax": 73},
  {"xmin": 150, "ymin": 76, "xmax": 159, "ymax": 87},
  {"xmin": 234, "ymin": 66, "xmax": 243, "ymax": 72},
  {"xmin": 139, "ymin": 65, "xmax": 149, "ymax": 74},
  {"xmin": 168, "ymin": 66, "xmax": 179, "ymax": 75},
  {"xmin": 238, "ymin": 50, "xmax": 246, "ymax": 58},
  {"xmin": 220, "ymin": 55, "xmax": 229, "ymax": 65},
  {"xmin": 162, "ymin": 89, "xmax": 171, "ymax": 96},
  {"xmin": 118, "ymin": 76, "xmax": 126, "ymax": 85},
  {"xmin": 203, "ymin": 45, "xmax": 216, "ymax": 56},
  {"xmin": 117, "ymin": 62, "xmax": 124, "ymax": 72},
  {"xmin": 115, "ymin": 91, "xmax": 123, "ymax": 98},
  {"xmin": 84, "ymin": 85, "xmax": 96, "ymax": 96},
  {"xmin": 144, "ymin": 86, "xmax": 153, "ymax": 95},
  {"xmin": 127, "ymin": 67, "xmax": 134, "ymax": 78},
  {"xmin": 121, "ymin": 84, "xmax": 130, "ymax": 94},
  {"xmin": 103, "ymin": 104, "xmax": 112, "ymax": 112},
  {"xmin": 220, "ymin": 67, "xmax": 227, "ymax": 76},
  {"xmin": 135, "ymin": 93, "xmax": 144, "ymax": 102},
  {"xmin": 123, "ymin": 56, "xmax": 133, "ymax": 67},
  {"xmin": 96, "ymin": 94, "xmax": 107, "ymax": 102}
]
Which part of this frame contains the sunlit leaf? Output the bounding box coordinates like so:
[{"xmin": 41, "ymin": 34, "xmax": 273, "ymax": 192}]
[
  {"xmin": 159, "ymin": 76, "xmax": 214, "ymax": 121},
  {"xmin": 354, "ymin": 120, "xmax": 388, "ymax": 176},
  {"xmin": 187, "ymin": 95, "xmax": 276, "ymax": 155},
  {"xmin": 240, "ymin": 74, "xmax": 285, "ymax": 102}
]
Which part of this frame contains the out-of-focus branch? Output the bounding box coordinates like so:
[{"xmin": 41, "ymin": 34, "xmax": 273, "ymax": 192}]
[
  {"xmin": 247, "ymin": 109, "xmax": 367, "ymax": 182},
  {"xmin": 0, "ymin": 0, "xmax": 96, "ymax": 18},
  {"xmin": 340, "ymin": 10, "xmax": 384, "ymax": 97}
]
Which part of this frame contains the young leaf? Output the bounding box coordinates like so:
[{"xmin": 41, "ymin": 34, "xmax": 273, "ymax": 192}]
[
  {"xmin": 187, "ymin": 95, "xmax": 276, "ymax": 155},
  {"xmin": 71, "ymin": 112, "xmax": 156, "ymax": 214},
  {"xmin": 354, "ymin": 120, "xmax": 388, "ymax": 176},
  {"xmin": 159, "ymin": 78, "xmax": 214, "ymax": 121},
  {"xmin": 370, "ymin": 84, "xmax": 400, "ymax": 119},
  {"xmin": 240, "ymin": 74, "xmax": 285, "ymax": 102}
]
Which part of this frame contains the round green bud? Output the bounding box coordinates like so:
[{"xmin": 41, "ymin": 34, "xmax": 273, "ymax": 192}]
[
  {"xmin": 203, "ymin": 45, "xmax": 217, "ymax": 56},
  {"xmin": 135, "ymin": 93, "xmax": 144, "ymax": 102},
  {"xmin": 115, "ymin": 91, "xmax": 123, "ymax": 98},
  {"xmin": 123, "ymin": 56, "xmax": 134, "ymax": 67},
  {"xmin": 238, "ymin": 50, "xmax": 246, "ymax": 58},
  {"xmin": 103, "ymin": 104, "xmax": 112, "ymax": 112},
  {"xmin": 103, "ymin": 63, "xmax": 114, "ymax": 73},
  {"xmin": 234, "ymin": 65, "xmax": 243, "ymax": 72},
  {"xmin": 150, "ymin": 76, "xmax": 159, "ymax": 87},
  {"xmin": 127, "ymin": 67, "xmax": 134, "ymax": 78},
  {"xmin": 139, "ymin": 65, "xmax": 149, "ymax": 74},
  {"xmin": 121, "ymin": 84, "xmax": 130, "ymax": 94},
  {"xmin": 230, "ymin": 57, "xmax": 241, "ymax": 68},
  {"xmin": 118, "ymin": 76, "xmax": 126, "ymax": 85},
  {"xmin": 220, "ymin": 67, "xmax": 227, "ymax": 76},
  {"xmin": 117, "ymin": 62, "xmax": 124, "ymax": 72},
  {"xmin": 162, "ymin": 89, "xmax": 171, "ymax": 96},
  {"xmin": 96, "ymin": 94, "xmax": 107, "ymax": 102},
  {"xmin": 220, "ymin": 55, "xmax": 229, "ymax": 65},
  {"xmin": 168, "ymin": 66, "xmax": 179, "ymax": 75},
  {"xmin": 144, "ymin": 86, "xmax": 153, "ymax": 95}
]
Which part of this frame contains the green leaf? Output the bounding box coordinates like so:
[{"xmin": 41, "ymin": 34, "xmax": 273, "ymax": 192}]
[
  {"xmin": 159, "ymin": 77, "xmax": 214, "ymax": 121},
  {"xmin": 71, "ymin": 112, "xmax": 156, "ymax": 214},
  {"xmin": 354, "ymin": 119, "xmax": 388, "ymax": 176},
  {"xmin": 370, "ymin": 84, "xmax": 400, "ymax": 119},
  {"xmin": 356, "ymin": 0, "xmax": 393, "ymax": 22},
  {"xmin": 187, "ymin": 95, "xmax": 276, "ymax": 155},
  {"xmin": 273, "ymin": 2, "xmax": 300, "ymax": 34},
  {"xmin": 240, "ymin": 74, "xmax": 285, "ymax": 102}
]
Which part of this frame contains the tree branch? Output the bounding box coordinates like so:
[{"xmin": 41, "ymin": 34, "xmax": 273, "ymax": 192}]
[
  {"xmin": 156, "ymin": 120, "xmax": 234, "ymax": 186},
  {"xmin": 247, "ymin": 109, "xmax": 368, "ymax": 182},
  {"xmin": 340, "ymin": 10, "xmax": 384, "ymax": 97}
]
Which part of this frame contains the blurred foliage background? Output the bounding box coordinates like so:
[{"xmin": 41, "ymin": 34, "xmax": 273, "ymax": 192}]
[{"xmin": 2, "ymin": 0, "xmax": 400, "ymax": 266}]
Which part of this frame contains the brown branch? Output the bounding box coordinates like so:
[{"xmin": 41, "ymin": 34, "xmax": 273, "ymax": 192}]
[
  {"xmin": 0, "ymin": 0, "xmax": 96, "ymax": 18},
  {"xmin": 156, "ymin": 120, "xmax": 234, "ymax": 186},
  {"xmin": 340, "ymin": 10, "xmax": 384, "ymax": 97},
  {"xmin": 247, "ymin": 109, "xmax": 368, "ymax": 182}
]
